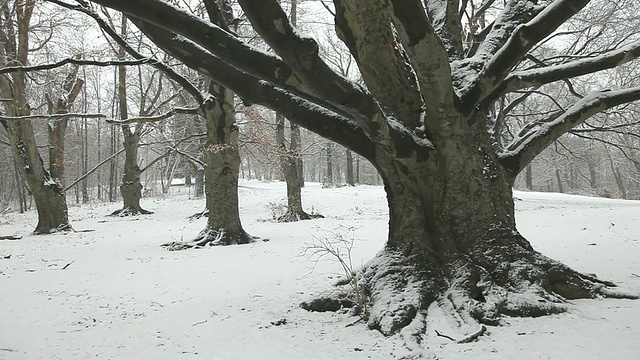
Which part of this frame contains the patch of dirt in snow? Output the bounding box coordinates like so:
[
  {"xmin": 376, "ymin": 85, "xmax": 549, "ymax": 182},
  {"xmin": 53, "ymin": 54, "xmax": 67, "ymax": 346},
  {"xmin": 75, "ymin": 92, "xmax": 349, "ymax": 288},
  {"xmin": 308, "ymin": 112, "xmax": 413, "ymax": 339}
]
[{"xmin": 0, "ymin": 183, "xmax": 639, "ymax": 359}]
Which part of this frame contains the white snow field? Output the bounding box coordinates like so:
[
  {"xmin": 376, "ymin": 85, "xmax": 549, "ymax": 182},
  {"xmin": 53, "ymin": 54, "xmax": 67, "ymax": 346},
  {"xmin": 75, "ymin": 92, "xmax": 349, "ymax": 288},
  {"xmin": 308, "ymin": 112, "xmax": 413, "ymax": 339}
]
[{"xmin": 1, "ymin": 181, "xmax": 639, "ymax": 360}]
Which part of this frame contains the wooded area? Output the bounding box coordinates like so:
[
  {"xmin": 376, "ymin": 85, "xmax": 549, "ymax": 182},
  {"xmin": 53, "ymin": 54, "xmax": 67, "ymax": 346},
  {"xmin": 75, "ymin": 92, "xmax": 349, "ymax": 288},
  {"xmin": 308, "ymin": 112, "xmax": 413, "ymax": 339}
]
[{"xmin": 1, "ymin": 0, "xmax": 639, "ymax": 349}]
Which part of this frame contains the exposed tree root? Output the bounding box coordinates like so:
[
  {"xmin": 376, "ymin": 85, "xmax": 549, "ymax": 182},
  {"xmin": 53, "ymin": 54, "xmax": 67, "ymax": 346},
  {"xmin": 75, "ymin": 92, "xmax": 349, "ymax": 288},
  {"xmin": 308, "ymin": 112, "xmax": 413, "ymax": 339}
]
[
  {"xmin": 302, "ymin": 241, "xmax": 639, "ymax": 341},
  {"xmin": 188, "ymin": 209, "xmax": 209, "ymax": 220},
  {"xmin": 33, "ymin": 223, "xmax": 73, "ymax": 235},
  {"xmin": 277, "ymin": 209, "xmax": 324, "ymax": 223},
  {"xmin": 162, "ymin": 226, "xmax": 257, "ymax": 250},
  {"xmin": 108, "ymin": 206, "xmax": 154, "ymax": 217},
  {"xmin": 0, "ymin": 235, "xmax": 22, "ymax": 240}
]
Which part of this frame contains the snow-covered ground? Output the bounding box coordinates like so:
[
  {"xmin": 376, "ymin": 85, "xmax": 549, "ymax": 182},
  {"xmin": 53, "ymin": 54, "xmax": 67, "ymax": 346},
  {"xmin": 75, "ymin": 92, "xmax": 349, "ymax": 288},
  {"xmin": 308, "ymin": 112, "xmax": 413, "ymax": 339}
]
[{"xmin": 1, "ymin": 181, "xmax": 639, "ymax": 359}]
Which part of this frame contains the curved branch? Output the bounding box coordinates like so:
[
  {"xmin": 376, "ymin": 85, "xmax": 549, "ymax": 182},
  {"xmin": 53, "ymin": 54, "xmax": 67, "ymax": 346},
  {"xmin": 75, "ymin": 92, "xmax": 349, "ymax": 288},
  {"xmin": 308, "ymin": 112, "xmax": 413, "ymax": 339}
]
[
  {"xmin": 128, "ymin": 17, "xmax": 378, "ymax": 161},
  {"xmin": 237, "ymin": 0, "xmax": 386, "ymax": 136},
  {"xmin": 499, "ymin": 86, "xmax": 640, "ymax": 178}
]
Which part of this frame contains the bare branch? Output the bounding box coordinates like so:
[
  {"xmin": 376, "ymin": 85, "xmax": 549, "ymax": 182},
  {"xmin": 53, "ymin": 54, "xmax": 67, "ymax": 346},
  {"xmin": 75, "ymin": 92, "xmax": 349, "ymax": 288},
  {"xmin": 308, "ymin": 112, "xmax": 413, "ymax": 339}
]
[
  {"xmin": 106, "ymin": 106, "xmax": 199, "ymax": 125},
  {"xmin": 496, "ymin": 39, "xmax": 640, "ymax": 95},
  {"xmin": 0, "ymin": 57, "xmax": 152, "ymax": 74},
  {"xmin": 499, "ymin": 86, "xmax": 640, "ymax": 178},
  {"xmin": 0, "ymin": 113, "xmax": 105, "ymax": 121}
]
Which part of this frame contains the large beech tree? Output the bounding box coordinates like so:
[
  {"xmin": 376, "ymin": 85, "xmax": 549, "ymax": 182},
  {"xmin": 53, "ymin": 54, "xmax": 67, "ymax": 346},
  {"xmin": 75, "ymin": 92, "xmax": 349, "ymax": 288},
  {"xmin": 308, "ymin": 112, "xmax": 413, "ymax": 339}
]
[{"xmin": 89, "ymin": 0, "xmax": 640, "ymax": 338}]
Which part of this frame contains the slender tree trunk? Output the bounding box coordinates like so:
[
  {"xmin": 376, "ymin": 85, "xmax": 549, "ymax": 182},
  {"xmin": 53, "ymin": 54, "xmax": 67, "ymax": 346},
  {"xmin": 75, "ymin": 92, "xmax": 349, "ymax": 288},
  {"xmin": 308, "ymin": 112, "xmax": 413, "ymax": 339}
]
[
  {"xmin": 555, "ymin": 168, "xmax": 564, "ymax": 193},
  {"xmin": 110, "ymin": 17, "xmax": 151, "ymax": 216},
  {"xmin": 524, "ymin": 164, "xmax": 533, "ymax": 190},
  {"xmin": 275, "ymin": 112, "xmax": 321, "ymax": 222},
  {"xmin": 345, "ymin": 149, "xmax": 354, "ymax": 186},
  {"xmin": 324, "ymin": 142, "xmax": 333, "ymax": 186}
]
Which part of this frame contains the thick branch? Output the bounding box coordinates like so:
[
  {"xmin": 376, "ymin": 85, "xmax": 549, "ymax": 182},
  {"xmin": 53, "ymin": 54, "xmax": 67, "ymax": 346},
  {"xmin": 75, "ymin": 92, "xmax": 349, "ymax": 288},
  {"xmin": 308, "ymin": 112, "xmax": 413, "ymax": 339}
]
[
  {"xmin": 465, "ymin": 0, "xmax": 590, "ymax": 108},
  {"xmin": 237, "ymin": 0, "xmax": 385, "ymax": 137},
  {"xmin": 499, "ymin": 86, "xmax": 640, "ymax": 178},
  {"xmin": 389, "ymin": 0, "xmax": 455, "ymax": 131},
  {"xmin": 127, "ymin": 18, "xmax": 378, "ymax": 160},
  {"xmin": 331, "ymin": 0, "xmax": 425, "ymax": 129}
]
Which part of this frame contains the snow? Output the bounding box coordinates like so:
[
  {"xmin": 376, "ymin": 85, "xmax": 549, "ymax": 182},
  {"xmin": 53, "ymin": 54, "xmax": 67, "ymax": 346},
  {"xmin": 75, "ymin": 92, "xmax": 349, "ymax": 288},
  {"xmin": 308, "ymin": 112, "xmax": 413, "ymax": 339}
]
[{"xmin": 1, "ymin": 181, "xmax": 639, "ymax": 359}]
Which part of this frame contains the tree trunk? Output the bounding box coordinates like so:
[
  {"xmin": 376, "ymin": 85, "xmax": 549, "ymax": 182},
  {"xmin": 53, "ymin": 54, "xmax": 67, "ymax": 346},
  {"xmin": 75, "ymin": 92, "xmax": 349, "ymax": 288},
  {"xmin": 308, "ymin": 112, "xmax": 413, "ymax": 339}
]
[
  {"xmin": 345, "ymin": 149, "xmax": 354, "ymax": 186},
  {"xmin": 324, "ymin": 142, "xmax": 333, "ymax": 187},
  {"xmin": 188, "ymin": 85, "xmax": 253, "ymax": 246},
  {"xmin": 555, "ymin": 168, "xmax": 564, "ymax": 193},
  {"xmin": 304, "ymin": 111, "xmax": 628, "ymax": 336},
  {"xmin": 524, "ymin": 164, "xmax": 533, "ymax": 190},
  {"xmin": 195, "ymin": 164, "xmax": 205, "ymax": 197},
  {"xmin": 275, "ymin": 112, "xmax": 322, "ymax": 222},
  {"xmin": 2, "ymin": 119, "xmax": 71, "ymax": 234},
  {"xmin": 110, "ymin": 18, "xmax": 151, "ymax": 216}
]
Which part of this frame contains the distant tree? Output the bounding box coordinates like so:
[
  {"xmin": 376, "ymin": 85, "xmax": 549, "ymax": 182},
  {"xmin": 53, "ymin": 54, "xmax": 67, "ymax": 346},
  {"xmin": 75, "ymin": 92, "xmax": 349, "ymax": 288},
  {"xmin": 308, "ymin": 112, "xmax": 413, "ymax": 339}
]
[{"xmin": 93, "ymin": 0, "xmax": 640, "ymax": 340}]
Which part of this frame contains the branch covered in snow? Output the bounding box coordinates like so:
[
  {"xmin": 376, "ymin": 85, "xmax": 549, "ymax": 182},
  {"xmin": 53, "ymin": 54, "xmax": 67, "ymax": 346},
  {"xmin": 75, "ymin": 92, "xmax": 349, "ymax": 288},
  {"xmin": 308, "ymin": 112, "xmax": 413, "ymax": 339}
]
[
  {"xmin": 499, "ymin": 86, "xmax": 640, "ymax": 177},
  {"xmin": 0, "ymin": 57, "xmax": 152, "ymax": 74},
  {"xmin": 459, "ymin": 0, "xmax": 590, "ymax": 110},
  {"xmin": 237, "ymin": 0, "xmax": 386, "ymax": 137},
  {"xmin": 495, "ymin": 39, "xmax": 640, "ymax": 96},
  {"xmin": 0, "ymin": 113, "xmax": 106, "ymax": 121},
  {"xmin": 105, "ymin": 106, "xmax": 199, "ymax": 125},
  {"xmin": 127, "ymin": 18, "xmax": 378, "ymax": 160}
]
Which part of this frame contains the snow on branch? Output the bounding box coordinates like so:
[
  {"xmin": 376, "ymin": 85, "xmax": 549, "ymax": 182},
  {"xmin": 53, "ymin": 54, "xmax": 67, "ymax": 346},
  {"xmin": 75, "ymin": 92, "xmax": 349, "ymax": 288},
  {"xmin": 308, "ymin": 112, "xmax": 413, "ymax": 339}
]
[
  {"xmin": 497, "ymin": 39, "xmax": 640, "ymax": 95},
  {"xmin": 88, "ymin": 0, "xmax": 308, "ymax": 102},
  {"xmin": 127, "ymin": 19, "xmax": 377, "ymax": 160},
  {"xmin": 0, "ymin": 57, "xmax": 152, "ymax": 74},
  {"xmin": 459, "ymin": 0, "xmax": 590, "ymax": 110},
  {"xmin": 106, "ymin": 106, "xmax": 199, "ymax": 125},
  {"xmin": 238, "ymin": 0, "xmax": 385, "ymax": 137},
  {"xmin": 498, "ymin": 86, "xmax": 640, "ymax": 177},
  {"xmin": 390, "ymin": 0, "xmax": 455, "ymax": 130}
]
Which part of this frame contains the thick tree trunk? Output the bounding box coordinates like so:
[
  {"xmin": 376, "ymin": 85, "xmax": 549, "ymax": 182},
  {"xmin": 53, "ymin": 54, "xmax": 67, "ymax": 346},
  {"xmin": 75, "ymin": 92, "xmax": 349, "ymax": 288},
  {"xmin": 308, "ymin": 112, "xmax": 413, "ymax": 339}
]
[
  {"xmin": 2, "ymin": 119, "xmax": 71, "ymax": 234},
  {"xmin": 187, "ymin": 86, "xmax": 254, "ymax": 246},
  {"xmin": 304, "ymin": 111, "xmax": 633, "ymax": 336}
]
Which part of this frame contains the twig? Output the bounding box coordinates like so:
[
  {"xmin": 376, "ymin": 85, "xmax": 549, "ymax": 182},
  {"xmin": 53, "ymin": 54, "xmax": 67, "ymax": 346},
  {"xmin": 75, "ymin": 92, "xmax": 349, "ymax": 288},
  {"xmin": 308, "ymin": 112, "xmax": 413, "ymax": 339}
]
[
  {"xmin": 435, "ymin": 325, "xmax": 487, "ymax": 344},
  {"xmin": 434, "ymin": 329, "xmax": 457, "ymax": 342},
  {"xmin": 457, "ymin": 325, "xmax": 487, "ymax": 344},
  {"xmin": 61, "ymin": 261, "xmax": 74, "ymax": 270},
  {"xmin": 0, "ymin": 235, "xmax": 22, "ymax": 240}
]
